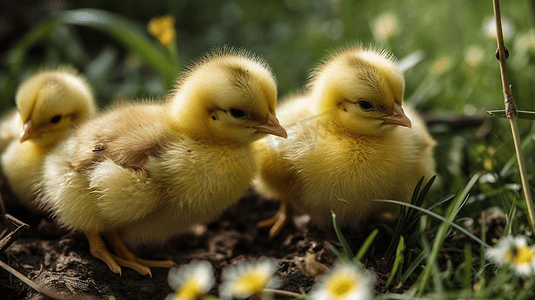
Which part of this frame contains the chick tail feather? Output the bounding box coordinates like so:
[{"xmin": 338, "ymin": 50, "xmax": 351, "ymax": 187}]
[{"xmin": 38, "ymin": 138, "xmax": 105, "ymax": 231}]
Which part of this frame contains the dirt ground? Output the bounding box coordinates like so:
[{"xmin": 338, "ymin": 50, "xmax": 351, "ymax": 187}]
[
  {"xmin": 0, "ymin": 185, "xmax": 503, "ymax": 300},
  {"xmin": 0, "ymin": 186, "xmax": 401, "ymax": 300}
]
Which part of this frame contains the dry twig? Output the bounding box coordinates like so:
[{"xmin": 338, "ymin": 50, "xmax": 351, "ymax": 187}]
[
  {"xmin": 0, "ymin": 214, "xmax": 68, "ymax": 299},
  {"xmin": 493, "ymin": 0, "xmax": 535, "ymax": 231}
]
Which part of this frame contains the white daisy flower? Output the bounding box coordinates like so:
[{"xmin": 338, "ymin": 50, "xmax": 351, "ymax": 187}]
[
  {"xmin": 483, "ymin": 15, "xmax": 516, "ymax": 41},
  {"xmin": 308, "ymin": 261, "xmax": 374, "ymax": 300},
  {"xmin": 486, "ymin": 235, "xmax": 535, "ymax": 277},
  {"xmin": 166, "ymin": 260, "xmax": 215, "ymax": 300},
  {"xmin": 219, "ymin": 256, "xmax": 281, "ymax": 300}
]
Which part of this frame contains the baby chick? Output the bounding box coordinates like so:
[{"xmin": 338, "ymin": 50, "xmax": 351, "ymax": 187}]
[
  {"xmin": 1, "ymin": 68, "xmax": 96, "ymax": 208},
  {"xmin": 255, "ymin": 46, "xmax": 436, "ymax": 237},
  {"xmin": 38, "ymin": 48, "xmax": 287, "ymax": 276}
]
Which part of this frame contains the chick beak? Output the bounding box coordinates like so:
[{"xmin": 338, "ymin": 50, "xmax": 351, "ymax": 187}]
[
  {"xmin": 253, "ymin": 112, "xmax": 288, "ymax": 139},
  {"xmin": 20, "ymin": 120, "xmax": 37, "ymax": 142},
  {"xmin": 380, "ymin": 103, "xmax": 412, "ymax": 128}
]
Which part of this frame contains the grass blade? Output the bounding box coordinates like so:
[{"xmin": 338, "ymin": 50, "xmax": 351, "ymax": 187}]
[
  {"xmin": 417, "ymin": 173, "xmax": 480, "ymax": 295},
  {"xmin": 462, "ymin": 244, "xmax": 473, "ymax": 289},
  {"xmin": 331, "ymin": 210, "xmax": 354, "ymax": 259},
  {"xmin": 354, "ymin": 229, "xmax": 379, "ymax": 262},
  {"xmin": 414, "ymin": 176, "xmax": 437, "ymax": 213},
  {"xmin": 387, "ymin": 176, "xmax": 428, "ymax": 258},
  {"xmin": 478, "ymin": 211, "xmax": 487, "ymax": 281},
  {"xmin": 406, "ymin": 195, "xmax": 455, "ymax": 230},
  {"xmin": 5, "ymin": 18, "xmax": 62, "ymax": 71},
  {"xmin": 402, "ymin": 251, "xmax": 427, "ymax": 282},
  {"xmin": 397, "ymin": 50, "xmax": 425, "ymax": 73},
  {"xmin": 377, "ymin": 200, "xmax": 488, "ymax": 248},
  {"xmin": 57, "ymin": 9, "xmax": 180, "ymax": 86},
  {"xmin": 3, "ymin": 18, "xmax": 63, "ymax": 100},
  {"xmin": 404, "ymin": 176, "xmax": 437, "ymax": 233},
  {"xmin": 386, "ymin": 236, "xmax": 405, "ymax": 288},
  {"xmin": 504, "ymin": 193, "xmax": 517, "ymax": 236}
]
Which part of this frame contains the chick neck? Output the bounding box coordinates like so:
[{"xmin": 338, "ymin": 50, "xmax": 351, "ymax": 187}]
[{"xmin": 17, "ymin": 138, "xmax": 56, "ymax": 157}]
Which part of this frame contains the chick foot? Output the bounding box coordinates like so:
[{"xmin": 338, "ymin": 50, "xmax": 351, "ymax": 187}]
[
  {"xmin": 257, "ymin": 199, "xmax": 291, "ymax": 238},
  {"xmin": 85, "ymin": 230, "xmax": 174, "ymax": 276},
  {"xmin": 85, "ymin": 229, "xmax": 146, "ymax": 275},
  {"xmin": 104, "ymin": 230, "xmax": 175, "ymax": 271}
]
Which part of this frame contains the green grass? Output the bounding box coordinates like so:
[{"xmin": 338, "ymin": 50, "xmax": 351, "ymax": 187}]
[{"xmin": 2, "ymin": 0, "xmax": 535, "ymax": 298}]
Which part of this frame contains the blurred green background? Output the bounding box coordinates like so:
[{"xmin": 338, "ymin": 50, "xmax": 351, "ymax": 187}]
[
  {"xmin": 3, "ymin": 0, "xmax": 534, "ymax": 110},
  {"xmin": 1, "ymin": 0, "xmax": 535, "ymax": 215}
]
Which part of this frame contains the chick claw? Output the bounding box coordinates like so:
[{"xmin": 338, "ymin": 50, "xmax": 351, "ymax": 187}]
[
  {"xmin": 85, "ymin": 230, "xmax": 125, "ymax": 275},
  {"xmin": 257, "ymin": 199, "xmax": 291, "ymax": 238},
  {"xmin": 105, "ymin": 231, "xmax": 175, "ymax": 270},
  {"xmin": 85, "ymin": 230, "xmax": 174, "ymax": 276}
]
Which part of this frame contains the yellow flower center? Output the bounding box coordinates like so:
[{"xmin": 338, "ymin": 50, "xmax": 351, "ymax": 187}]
[
  {"xmin": 175, "ymin": 276, "xmax": 202, "ymax": 300},
  {"xmin": 505, "ymin": 246, "xmax": 535, "ymax": 266},
  {"xmin": 327, "ymin": 273, "xmax": 358, "ymax": 297},
  {"xmin": 232, "ymin": 269, "xmax": 269, "ymax": 296}
]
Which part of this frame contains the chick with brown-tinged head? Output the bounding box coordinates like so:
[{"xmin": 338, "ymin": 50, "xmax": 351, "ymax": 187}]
[
  {"xmin": 39, "ymin": 48, "xmax": 287, "ymax": 276},
  {"xmin": 255, "ymin": 46, "xmax": 435, "ymax": 237},
  {"xmin": 1, "ymin": 68, "xmax": 96, "ymax": 208}
]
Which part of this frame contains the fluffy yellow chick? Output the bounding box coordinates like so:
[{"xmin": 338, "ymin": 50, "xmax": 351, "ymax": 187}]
[
  {"xmin": 255, "ymin": 46, "xmax": 436, "ymax": 237},
  {"xmin": 38, "ymin": 48, "xmax": 287, "ymax": 276},
  {"xmin": 1, "ymin": 68, "xmax": 96, "ymax": 208}
]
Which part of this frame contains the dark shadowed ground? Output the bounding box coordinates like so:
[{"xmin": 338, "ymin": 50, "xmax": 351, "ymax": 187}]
[{"xmin": 0, "ymin": 187, "xmax": 504, "ymax": 300}]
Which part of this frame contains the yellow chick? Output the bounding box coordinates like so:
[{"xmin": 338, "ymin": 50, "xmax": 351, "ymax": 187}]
[
  {"xmin": 38, "ymin": 48, "xmax": 287, "ymax": 276},
  {"xmin": 254, "ymin": 46, "xmax": 436, "ymax": 237},
  {"xmin": 1, "ymin": 68, "xmax": 96, "ymax": 208}
]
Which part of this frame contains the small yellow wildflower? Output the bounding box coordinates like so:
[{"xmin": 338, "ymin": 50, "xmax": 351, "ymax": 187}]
[
  {"xmin": 430, "ymin": 56, "xmax": 452, "ymax": 75},
  {"xmin": 166, "ymin": 260, "xmax": 215, "ymax": 300},
  {"xmin": 148, "ymin": 15, "xmax": 177, "ymax": 46},
  {"xmin": 219, "ymin": 257, "xmax": 280, "ymax": 300},
  {"xmin": 371, "ymin": 12, "xmax": 400, "ymax": 42},
  {"xmin": 486, "ymin": 235, "xmax": 535, "ymax": 277},
  {"xmin": 483, "ymin": 157, "xmax": 493, "ymax": 171},
  {"xmin": 464, "ymin": 45, "xmax": 485, "ymax": 68},
  {"xmin": 308, "ymin": 261, "xmax": 374, "ymax": 300}
]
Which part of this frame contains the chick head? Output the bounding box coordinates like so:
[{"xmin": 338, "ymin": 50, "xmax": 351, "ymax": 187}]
[
  {"xmin": 15, "ymin": 68, "xmax": 96, "ymax": 146},
  {"xmin": 309, "ymin": 46, "xmax": 411, "ymax": 136},
  {"xmin": 168, "ymin": 47, "xmax": 287, "ymax": 145}
]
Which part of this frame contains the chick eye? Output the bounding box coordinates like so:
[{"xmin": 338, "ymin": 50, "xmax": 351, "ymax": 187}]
[
  {"xmin": 357, "ymin": 100, "xmax": 374, "ymax": 111},
  {"xmin": 229, "ymin": 108, "xmax": 247, "ymax": 119},
  {"xmin": 50, "ymin": 115, "xmax": 62, "ymax": 124}
]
